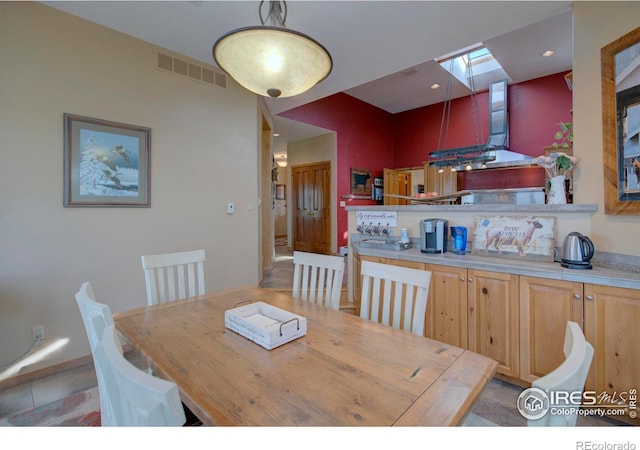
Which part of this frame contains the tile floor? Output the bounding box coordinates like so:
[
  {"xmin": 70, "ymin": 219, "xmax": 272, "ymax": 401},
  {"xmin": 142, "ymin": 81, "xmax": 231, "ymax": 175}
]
[{"xmin": 0, "ymin": 245, "xmax": 628, "ymax": 427}]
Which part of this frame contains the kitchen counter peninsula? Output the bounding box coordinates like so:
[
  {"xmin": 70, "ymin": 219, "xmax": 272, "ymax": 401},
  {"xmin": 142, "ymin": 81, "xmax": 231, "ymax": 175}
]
[{"xmin": 350, "ymin": 235, "xmax": 640, "ymax": 290}]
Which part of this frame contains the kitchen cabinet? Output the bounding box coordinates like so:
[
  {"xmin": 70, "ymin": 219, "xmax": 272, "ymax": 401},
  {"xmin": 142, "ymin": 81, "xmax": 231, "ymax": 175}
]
[
  {"xmin": 584, "ymin": 283, "xmax": 640, "ymax": 424},
  {"xmin": 423, "ymin": 263, "xmax": 468, "ymax": 349},
  {"xmin": 467, "ymin": 269, "xmax": 520, "ymax": 378},
  {"xmin": 519, "ymin": 276, "xmax": 584, "ymax": 383},
  {"xmin": 424, "ymin": 164, "xmax": 458, "ymax": 196}
]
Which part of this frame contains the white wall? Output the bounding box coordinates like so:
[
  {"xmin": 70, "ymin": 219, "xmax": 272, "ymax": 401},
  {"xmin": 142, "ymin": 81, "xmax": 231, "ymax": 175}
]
[
  {"xmin": 0, "ymin": 3, "xmax": 261, "ymax": 377},
  {"xmin": 286, "ymin": 133, "xmax": 337, "ymax": 253},
  {"xmin": 573, "ymin": 1, "xmax": 640, "ymax": 255}
]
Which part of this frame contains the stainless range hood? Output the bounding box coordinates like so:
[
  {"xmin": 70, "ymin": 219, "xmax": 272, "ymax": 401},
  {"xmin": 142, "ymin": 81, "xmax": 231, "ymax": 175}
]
[
  {"xmin": 429, "ymin": 80, "xmax": 540, "ymax": 171},
  {"xmin": 471, "ymin": 149, "xmax": 538, "ymax": 171}
]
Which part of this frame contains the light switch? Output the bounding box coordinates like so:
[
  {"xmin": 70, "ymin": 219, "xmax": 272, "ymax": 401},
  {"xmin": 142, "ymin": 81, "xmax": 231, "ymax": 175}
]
[
  {"xmin": 340, "ymin": 201, "xmax": 346, "ymax": 207},
  {"xmin": 227, "ymin": 202, "xmax": 234, "ymax": 214}
]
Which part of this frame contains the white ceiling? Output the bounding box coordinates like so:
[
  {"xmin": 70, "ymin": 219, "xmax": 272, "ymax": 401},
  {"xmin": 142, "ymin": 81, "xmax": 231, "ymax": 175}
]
[{"xmin": 43, "ymin": 1, "xmax": 574, "ymax": 149}]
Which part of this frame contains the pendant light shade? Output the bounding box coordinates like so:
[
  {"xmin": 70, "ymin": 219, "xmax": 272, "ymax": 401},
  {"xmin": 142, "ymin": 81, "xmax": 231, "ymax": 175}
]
[{"xmin": 212, "ymin": 1, "xmax": 332, "ymax": 98}]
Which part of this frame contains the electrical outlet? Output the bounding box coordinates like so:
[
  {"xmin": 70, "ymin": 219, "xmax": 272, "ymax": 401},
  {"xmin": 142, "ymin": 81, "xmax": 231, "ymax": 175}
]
[{"xmin": 32, "ymin": 324, "xmax": 44, "ymax": 342}]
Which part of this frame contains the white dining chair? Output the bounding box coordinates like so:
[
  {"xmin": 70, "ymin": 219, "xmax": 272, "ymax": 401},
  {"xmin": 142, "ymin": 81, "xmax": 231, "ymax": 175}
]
[
  {"xmin": 99, "ymin": 324, "xmax": 186, "ymax": 426},
  {"xmin": 75, "ymin": 281, "xmax": 122, "ymax": 426},
  {"xmin": 359, "ymin": 260, "xmax": 431, "ymax": 336},
  {"xmin": 293, "ymin": 251, "xmax": 345, "ymax": 310},
  {"xmin": 141, "ymin": 249, "xmax": 206, "ymax": 305},
  {"xmin": 528, "ymin": 321, "xmax": 594, "ymax": 427}
]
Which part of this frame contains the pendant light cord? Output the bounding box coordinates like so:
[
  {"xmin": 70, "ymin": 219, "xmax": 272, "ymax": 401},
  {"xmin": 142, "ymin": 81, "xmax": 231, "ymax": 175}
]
[
  {"xmin": 437, "ymin": 59, "xmax": 455, "ymax": 151},
  {"xmin": 467, "ymin": 56, "xmax": 485, "ymax": 147}
]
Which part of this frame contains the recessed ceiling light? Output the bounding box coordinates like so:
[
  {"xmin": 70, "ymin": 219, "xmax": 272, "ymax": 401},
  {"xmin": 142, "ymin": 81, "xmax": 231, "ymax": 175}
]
[
  {"xmin": 431, "ymin": 83, "xmax": 440, "ymax": 89},
  {"xmin": 273, "ymin": 133, "xmax": 280, "ymax": 137},
  {"xmin": 542, "ymin": 50, "xmax": 555, "ymax": 57}
]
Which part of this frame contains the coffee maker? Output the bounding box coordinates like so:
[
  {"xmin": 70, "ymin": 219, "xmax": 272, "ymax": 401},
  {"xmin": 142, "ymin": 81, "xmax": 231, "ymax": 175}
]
[{"xmin": 420, "ymin": 219, "xmax": 448, "ymax": 253}]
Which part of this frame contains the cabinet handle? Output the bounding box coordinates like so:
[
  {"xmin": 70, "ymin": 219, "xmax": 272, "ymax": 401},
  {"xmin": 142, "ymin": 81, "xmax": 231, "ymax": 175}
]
[
  {"xmin": 574, "ymin": 294, "xmax": 581, "ymax": 299},
  {"xmin": 460, "ymin": 277, "xmax": 465, "ymax": 282},
  {"xmin": 468, "ymin": 277, "xmax": 473, "ymax": 282},
  {"xmin": 586, "ymin": 295, "xmax": 594, "ymax": 301}
]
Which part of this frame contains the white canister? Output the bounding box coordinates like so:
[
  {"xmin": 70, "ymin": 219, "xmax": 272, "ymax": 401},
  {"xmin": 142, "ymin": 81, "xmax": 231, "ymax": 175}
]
[{"xmin": 400, "ymin": 228, "xmax": 410, "ymax": 244}]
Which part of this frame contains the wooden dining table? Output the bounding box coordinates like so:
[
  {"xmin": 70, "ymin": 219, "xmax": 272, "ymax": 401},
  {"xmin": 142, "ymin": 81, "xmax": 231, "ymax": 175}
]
[{"xmin": 113, "ymin": 287, "xmax": 497, "ymax": 426}]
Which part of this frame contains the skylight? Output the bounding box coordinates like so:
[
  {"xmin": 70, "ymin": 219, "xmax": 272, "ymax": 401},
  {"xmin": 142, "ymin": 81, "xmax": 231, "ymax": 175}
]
[{"xmin": 437, "ymin": 45, "xmax": 507, "ymax": 89}]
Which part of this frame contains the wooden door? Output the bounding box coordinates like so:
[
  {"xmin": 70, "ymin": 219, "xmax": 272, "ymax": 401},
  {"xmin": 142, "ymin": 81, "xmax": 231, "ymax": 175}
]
[
  {"xmin": 292, "ymin": 162, "xmax": 331, "ymax": 255},
  {"xmin": 519, "ymin": 276, "xmax": 584, "ymax": 383},
  {"xmin": 383, "ymin": 168, "xmax": 411, "ymax": 205},
  {"xmin": 467, "ymin": 269, "xmax": 519, "ymax": 378},
  {"xmin": 424, "ymin": 263, "xmax": 468, "ymax": 348}
]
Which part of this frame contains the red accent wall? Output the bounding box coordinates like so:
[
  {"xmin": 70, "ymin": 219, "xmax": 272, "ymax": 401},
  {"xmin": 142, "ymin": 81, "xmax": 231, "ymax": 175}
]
[
  {"xmin": 279, "ymin": 72, "xmax": 572, "ymax": 252},
  {"xmin": 392, "ymin": 72, "xmax": 573, "ymax": 189},
  {"xmin": 279, "ymin": 93, "xmax": 394, "ymax": 251}
]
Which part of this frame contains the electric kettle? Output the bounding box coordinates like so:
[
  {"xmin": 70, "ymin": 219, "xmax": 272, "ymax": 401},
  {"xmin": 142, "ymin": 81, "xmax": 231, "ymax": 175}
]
[{"xmin": 561, "ymin": 232, "xmax": 594, "ymax": 269}]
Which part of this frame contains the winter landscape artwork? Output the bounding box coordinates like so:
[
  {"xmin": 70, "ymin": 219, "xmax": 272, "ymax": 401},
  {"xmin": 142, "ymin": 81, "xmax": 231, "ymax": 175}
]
[{"xmin": 63, "ymin": 114, "xmax": 150, "ymax": 207}]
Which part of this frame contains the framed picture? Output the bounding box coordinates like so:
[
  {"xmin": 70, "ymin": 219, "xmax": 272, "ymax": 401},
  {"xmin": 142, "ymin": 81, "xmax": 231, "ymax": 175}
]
[
  {"xmin": 63, "ymin": 113, "xmax": 151, "ymax": 207},
  {"xmin": 351, "ymin": 168, "xmax": 372, "ymax": 196},
  {"xmin": 275, "ymin": 184, "xmax": 286, "ymax": 200},
  {"xmin": 601, "ymin": 26, "xmax": 640, "ymax": 214}
]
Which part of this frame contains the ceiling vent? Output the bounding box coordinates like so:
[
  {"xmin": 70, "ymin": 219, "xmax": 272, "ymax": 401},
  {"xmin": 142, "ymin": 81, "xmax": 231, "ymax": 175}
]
[{"xmin": 157, "ymin": 52, "xmax": 226, "ymax": 88}]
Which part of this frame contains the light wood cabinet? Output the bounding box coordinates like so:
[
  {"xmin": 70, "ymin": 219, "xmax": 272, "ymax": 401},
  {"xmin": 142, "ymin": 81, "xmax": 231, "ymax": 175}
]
[
  {"xmin": 424, "ymin": 263, "xmax": 468, "ymax": 349},
  {"xmin": 584, "ymin": 283, "xmax": 640, "ymax": 424},
  {"xmin": 424, "ymin": 164, "xmax": 458, "ymax": 195},
  {"xmin": 467, "ymin": 269, "xmax": 520, "ymax": 378},
  {"xmin": 519, "ymin": 276, "xmax": 584, "ymax": 383}
]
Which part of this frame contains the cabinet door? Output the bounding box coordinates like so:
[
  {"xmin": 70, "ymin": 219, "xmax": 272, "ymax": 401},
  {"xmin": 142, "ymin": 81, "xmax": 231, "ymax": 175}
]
[
  {"xmin": 424, "ymin": 164, "xmax": 458, "ymax": 195},
  {"xmin": 519, "ymin": 276, "xmax": 584, "ymax": 383},
  {"xmin": 467, "ymin": 269, "xmax": 519, "ymax": 378},
  {"xmin": 584, "ymin": 283, "xmax": 640, "ymax": 425},
  {"xmin": 424, "ymin": 263, "xmax": 468, "ymax": 348}
]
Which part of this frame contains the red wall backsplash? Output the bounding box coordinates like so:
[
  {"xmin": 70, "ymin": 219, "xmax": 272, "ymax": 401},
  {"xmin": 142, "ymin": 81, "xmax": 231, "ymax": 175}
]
[{"xmin": 279, "ymin": 72, "xmax": 572, "ymax": 252}]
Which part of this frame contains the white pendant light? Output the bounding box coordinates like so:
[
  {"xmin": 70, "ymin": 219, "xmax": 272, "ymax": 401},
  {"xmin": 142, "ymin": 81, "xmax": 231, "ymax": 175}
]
[{"xmin": 213, "ymin": 1, "xmax": 332, "ymax": 98}]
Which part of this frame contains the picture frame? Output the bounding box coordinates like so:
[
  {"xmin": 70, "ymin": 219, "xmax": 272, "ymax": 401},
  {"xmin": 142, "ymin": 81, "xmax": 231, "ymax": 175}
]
[
  {"xmin": 601, "ymin": 27, "xmax": 640, "ymax": 215},
  {"xmin": 351, "ymin": 168, "xmax": 372, "ymax": 196},
  {"xmin": 275, "ymin": 184, "xmax": 286, "ymax": 200},
  {"xmin": 63, "ymin": 113, "xmax": 151, "ymax": 207}
]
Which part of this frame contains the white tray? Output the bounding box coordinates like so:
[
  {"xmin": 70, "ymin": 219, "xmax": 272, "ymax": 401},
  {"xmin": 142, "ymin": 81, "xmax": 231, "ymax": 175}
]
[{"xmin": 224, "ymin": 301, "xmax": 307, "ymax": 350}]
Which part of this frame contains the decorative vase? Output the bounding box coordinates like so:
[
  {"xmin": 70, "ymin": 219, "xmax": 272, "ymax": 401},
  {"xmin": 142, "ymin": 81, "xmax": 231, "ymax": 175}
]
[{"xmin": 547, "ymin": 175, "xmax": 567, "ymax": 204}]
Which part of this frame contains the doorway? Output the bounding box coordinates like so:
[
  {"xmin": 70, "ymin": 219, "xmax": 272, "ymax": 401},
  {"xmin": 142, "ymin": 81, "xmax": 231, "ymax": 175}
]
[{"xmin": 291, "ymin": 161, "xmax": 331, "ymax": 255}]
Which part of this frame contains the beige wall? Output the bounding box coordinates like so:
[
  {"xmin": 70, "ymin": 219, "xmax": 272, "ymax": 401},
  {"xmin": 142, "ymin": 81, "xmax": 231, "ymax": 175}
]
[
  {"xmin": 286, "ymin": 133, "xmax": 337, "ymax": 253},
  {"xmin": 573, "ymin": 1, "xmax": 640, "ymax": 255},
  {"xmin": 0, "ymin": 3, "xmax": 261, "ymax": 377}
]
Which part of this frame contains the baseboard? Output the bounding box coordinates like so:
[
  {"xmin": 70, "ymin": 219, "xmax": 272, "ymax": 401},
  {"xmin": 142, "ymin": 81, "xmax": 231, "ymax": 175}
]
[{"xmin": 0, "ymin": 354, "xmax": 94, "ymax": 390}]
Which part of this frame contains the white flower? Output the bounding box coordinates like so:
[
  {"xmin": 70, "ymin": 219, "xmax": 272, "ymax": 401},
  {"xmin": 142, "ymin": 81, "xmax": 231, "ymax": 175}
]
[{"xmin": 535, "ymin": 152, "xmax": 577, "ymax": 178}]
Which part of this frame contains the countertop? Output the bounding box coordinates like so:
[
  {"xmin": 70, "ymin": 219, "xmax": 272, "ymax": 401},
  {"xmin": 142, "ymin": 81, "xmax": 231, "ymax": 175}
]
[{"xmin": 351, "ymin": 241, "xmax": 640, "ymax": 291}]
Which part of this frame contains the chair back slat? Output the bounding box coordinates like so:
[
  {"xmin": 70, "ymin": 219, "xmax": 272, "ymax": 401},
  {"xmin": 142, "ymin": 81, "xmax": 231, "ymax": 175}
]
[
  {"xmin": 359, "ymin": 261, "xmax": 431, "ymax": 336},
  {"xmin": 292, "ymin": 251, "xmax": 345, "ymax": 310},
  {"xmin": 141, "ymin": 249, "xmax": 206, "ymax": 305}
]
